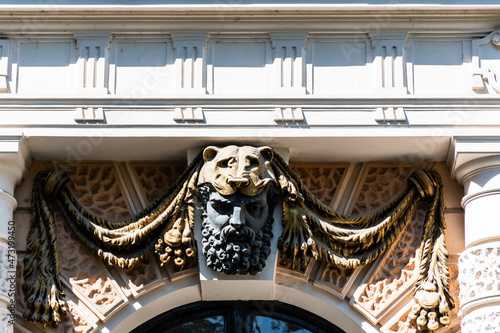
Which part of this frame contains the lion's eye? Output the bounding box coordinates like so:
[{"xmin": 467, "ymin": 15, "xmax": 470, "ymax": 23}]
[
  {"xmin": 247, "ymin": 156, "xmax": 260, "ymax": 169},
  {"xmin": 217, "ymin": 157, "xmax": 234, "ymax": 169}
]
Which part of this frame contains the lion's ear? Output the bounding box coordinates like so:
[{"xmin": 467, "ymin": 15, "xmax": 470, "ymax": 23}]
[
  {"xmin": 258, "ymin": 146, "xmax": 273, "ymax": 167},
  {"xmin": 203, "ymin": 146, "xmax": 220, "ymax": 162}
]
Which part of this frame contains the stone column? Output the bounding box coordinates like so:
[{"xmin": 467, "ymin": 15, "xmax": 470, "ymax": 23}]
[
  {"xmin": 0, "ymin": 137, "xmax": 29, "ymax": 332},
  {"xmin": 449, "ymin": 138, "xmax": 500, "ymax": 332}
]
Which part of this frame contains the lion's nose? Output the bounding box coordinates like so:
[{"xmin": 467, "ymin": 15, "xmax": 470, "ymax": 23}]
[{"xmin": 227, "ymin": 177, "xmax": 250, "ymax": 187}]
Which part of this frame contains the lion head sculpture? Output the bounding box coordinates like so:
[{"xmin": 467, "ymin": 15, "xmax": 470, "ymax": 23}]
[{"xmin": 198, "ymin": 145, "xmax": 276, "ymax": 196}]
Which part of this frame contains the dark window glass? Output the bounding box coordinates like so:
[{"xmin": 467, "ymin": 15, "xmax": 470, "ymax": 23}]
[
  {"xmin": 165, "ymin": 316, "xmax": 224, "ymax": 333},
  {"xmin": 132, "ymin": 301, "xmax": 344, "ymax": 333},
  {"xmin": 251, "ymin": 316, "xmax": 313, "ymax": 333}
]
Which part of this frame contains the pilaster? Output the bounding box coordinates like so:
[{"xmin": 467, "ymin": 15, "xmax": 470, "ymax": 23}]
[
  {"xmin": 0, "ymin": 136, "xmax": 29, "ymax": 333},
  {"xmin": 369, "ymin": 32, "xmax": 408, "ymax": 94},
  {"xmin": 270, "ymin": 33, "xmax": 308, "ymax": 95},
  {"xmin": 0, "ymin": 39, "xmax": 9, "ymax": 93},
  {"xmin": 74, "ymin": 32, "xmax": 111, "ymax": 94},
  {"xmin": 447, "ymin": 137, "xmax": 500, "ymax": 332},
  {"xmin": 171, "ymin": 33, "xmax": 208, "ymax": 95}
]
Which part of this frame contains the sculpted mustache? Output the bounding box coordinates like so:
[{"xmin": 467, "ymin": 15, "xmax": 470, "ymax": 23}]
[{"xmin": 220, "ymin": 225, "xmax": 256, "ymax": 243}]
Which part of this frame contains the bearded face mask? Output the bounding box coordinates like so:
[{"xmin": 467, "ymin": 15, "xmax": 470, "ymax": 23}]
[{"xmin": 198, "ymin": 183, "xmax": 275, "ymax": 275}]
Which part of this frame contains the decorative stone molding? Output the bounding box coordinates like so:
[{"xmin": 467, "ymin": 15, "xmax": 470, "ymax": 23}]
[
  {"xmin": 0, "ymin": 39, "xmax": 8, "ymax": 93},
  {"xmin": 447, "ymin": 137, "xmax": 500, "ymax": 182},
  {"xmin": 447, "ymin": 140, "xmax": 500, "ymax": 247},
  {"xmin": 55, "ymin": 212, "xmax": 129, "ymax": 321},
  {"xmin": 461, "ymin": 308, "xmax": 500, "ymax": 333},
  {"xmin": 369, "ymin": 33, "xmax": 408, "ymax": 94},
  {"xmin": 74, "ymin": 32, "xmax": 111, "ymax": 94},
  {"xmin": 374, "ymin": 107, "xmax": 406, "ymax": 123},
  {"xmin": 472, "ymin": 30, "xmax": 500, "ymax": 94},
  {"xmin": 459, "ymin": 242, "xmax": 500, "ymax": 308},
  {"xmin": 107, "ymin": 33, "xmax": 173, "ymax": 96},
  {"xmin": 0, "ymin": 308, "xmax": 12, "ymax": 333},
  {"xmin": 0, "ymin": 137, "xmax": 29, "ymax": 188},
  {"xmin": 380, "ymin": 263, "xmax": 461, "ymax": 333},
  {"xmin": 313, "ymin": 262, "xmax": 360, "ymax": 299},
  {"xmin": 277, "ymin": 255, "xmax": 317, "ymax": 281},
  {"xmin": 273, "ymin": 107, "xmax": 304, "ymax": 123},
  {"xmin": 74, "ymin": 107, "xmax": 105, "ymax": 122},
  {"xmin": 206, "ymin": 33, "xmax": 273, "ymax": 95},
  {"xmin": 118, "ymin": 255, "xmax": 165, "ymax": 298},
  {"xmin": 170, "ymin": 33, "xmax": 208, "ymax": 94},
  {"xmin": 173, "ymin": 107, "xmax": 204, "ymax": 122},
  {"xmin": 270, "ymin": 33, "xmax": 308, "ymax": 95},
  {"xmin": 15, "ymin": 259, "xmax": 99, "ymax": 333}
]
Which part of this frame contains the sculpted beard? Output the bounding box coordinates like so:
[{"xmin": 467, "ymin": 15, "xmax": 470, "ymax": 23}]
[{"xmin": 198, "ymin": 183, "xmax": 276, "ymax": 275}]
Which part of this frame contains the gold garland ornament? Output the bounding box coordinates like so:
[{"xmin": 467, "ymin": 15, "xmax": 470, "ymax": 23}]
[{"xmin": 23, "ymin": 146, "xmax": 454, "ymax": 332}]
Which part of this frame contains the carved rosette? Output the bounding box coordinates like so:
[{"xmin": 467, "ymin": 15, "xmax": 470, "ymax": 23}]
[{"xmin": 459, "ymin": 242, "xmax": 500, "ymax": 305}]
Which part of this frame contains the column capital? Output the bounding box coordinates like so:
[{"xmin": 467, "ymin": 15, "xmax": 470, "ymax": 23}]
[
  {"xmin": 447, "ymin": 137, "xmax": 500, "ymax": 184},
  {"xmin": 0, "ymin": 136, "xmax": 30, "ymax": 187}
]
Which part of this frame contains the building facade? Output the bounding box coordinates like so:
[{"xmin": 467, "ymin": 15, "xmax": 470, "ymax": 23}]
[{"xmin": 1, "ymin": 1, "xmax": 500, "ymax": 332}]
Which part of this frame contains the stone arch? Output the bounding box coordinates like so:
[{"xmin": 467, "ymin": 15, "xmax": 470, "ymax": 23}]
[{"xmin": 13, "ymin": 160, "xmax": 463, "ymax": 333}]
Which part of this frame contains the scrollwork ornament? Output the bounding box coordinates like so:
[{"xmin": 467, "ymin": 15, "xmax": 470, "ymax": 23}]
[{"xmin": 23, "ymin": 145, "xmax": 454, "ymax": 332}]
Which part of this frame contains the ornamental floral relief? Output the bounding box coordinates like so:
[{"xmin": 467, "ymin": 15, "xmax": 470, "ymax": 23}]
[
  {"xmin": 0, "ymin": 245, "xmax": 9, "ymax": 298},
  {"xmin": 461, "ymin": 311, "xmax": 500, "ymax": 333},
  {"xmin": 54, "ymin": 211, "xmax": 128, "ymax": 319},
  {"xmin": 459, "ymin": 243, "xmax": 500, "ymax": 305}
]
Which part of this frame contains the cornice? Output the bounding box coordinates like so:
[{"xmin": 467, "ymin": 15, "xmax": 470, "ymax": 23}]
[
  {"xmin": 1, "ymin": 95, "xmax": 500, "ymax": 105},
  {"xmin": 1, "ymin": 5, "xmax": 500, "ymax": 23}
]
